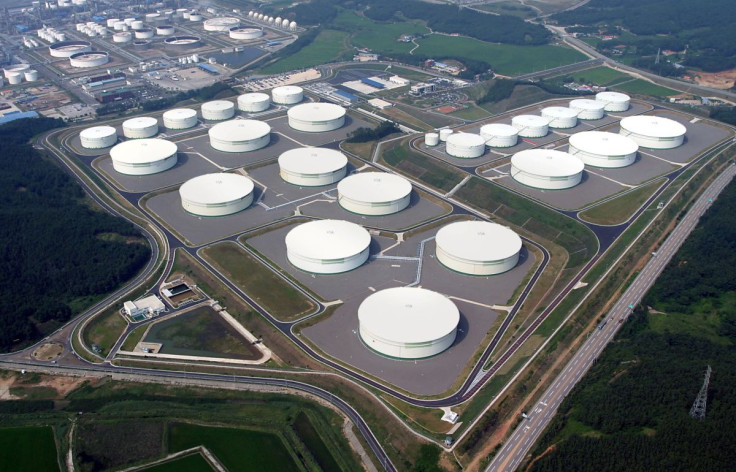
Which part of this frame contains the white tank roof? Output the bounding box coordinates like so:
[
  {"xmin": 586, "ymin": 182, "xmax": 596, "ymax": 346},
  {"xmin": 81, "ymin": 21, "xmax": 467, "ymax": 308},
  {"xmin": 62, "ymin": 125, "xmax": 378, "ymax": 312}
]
[
  {"xmin": 239, "ymin": 92, "xmax": 269, "ymax": 104},
  {"xmin": 358, "ymin": 287, "xmax": 459, "ymax": 345},
  {"xmin": 202, "ymin": 100, "xmax": 235, "ymax": 112},
  {"xmin": 123, "ymin": 116, "xmax": 157, "ymax": 129},
  {"xmin": 337, "ymin": 172, "xmax": 412, "ymax": 204},
  {"xmin": 512, "ymin": 115, "xmax": 549, "ymax": 127},
  {"xmin": 596, "ymin": 91, "xmax": 630, "ymax": 103},
  {"xmin": 285, "ymin": 219, "xmax": 370, "ymax": 261},
  {"xmin": 511, "ymin": 149, "xmax": 584, "ymax": 177},
  {"xmin": 278, "ymin": 147, "xmax": 347, "ymax": 175},
  {"xmin": 480, "ymin": 123, "xmax": 517, "ymax": 137},
  {"xmin": 110, "ymin": 138, "xmax": 176, "ymax": 165},
  {"xmin": 542, "ymin": 106, "xmax": 578, "ymax": 119},
  {"xmin": 569, "ymin": 131, "xmax": 638, "ymax": 156},
  {"xmin": 435, "ymin": 221, "xmax": 522, "ymax": 263},
  {"xmin": 619, "ymin": 115, "xmax": 686, "ymax": 138},
  {"xmin": 179, "ymin": 173, "xmax": 254, "ymax": 205},
  {"xmin": 570, "ymin": 98, "xmax": 606, "ymax": 111},
  {"xmin": 446, "ymin": 132, "xmax": 486, "ymax": 147},
  {"xmin": 288, "ymin": 102, "xmax": 345, "ymax": 122},
  {"xmin": 163, "ymin": 108, "xmax": 197, "ymax": 120},
  {"xmin": 80, "ymin": 125, "xmax": 116, "ymax": 140},
  {"xmin": 209, "ymin": 119, "xmax": 271, "ymax": 141},
  {"xmin": 273, "ymin": 85, "xmax": 303, "ymax": 95}
]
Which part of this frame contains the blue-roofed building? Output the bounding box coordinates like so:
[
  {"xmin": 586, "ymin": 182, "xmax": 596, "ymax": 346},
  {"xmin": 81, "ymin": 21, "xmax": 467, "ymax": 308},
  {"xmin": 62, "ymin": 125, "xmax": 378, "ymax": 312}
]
[
  {"xmin": 0, "ymin": 111, "xmax": 39, "ymax": 125},
  {"xmin": 197, "ymin": 63, "xmax": 219, "ymax": 75},
  {"xmin": 15, "ymin": 25, "xmax": 28, "ymax": 33},
  {"xmin": 360, "ymin": 78, "xmax": 385, "ymax": 89}
]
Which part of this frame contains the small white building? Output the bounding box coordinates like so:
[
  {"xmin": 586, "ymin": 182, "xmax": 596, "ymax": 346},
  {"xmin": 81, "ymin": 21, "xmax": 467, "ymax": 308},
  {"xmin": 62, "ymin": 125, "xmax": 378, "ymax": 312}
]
[
  {"xmin": 123, "ymin": 295, "xmax": 165, "ymax": 319},
  {"xmin": 389, "ymin": 76, "xmax": 410, "ymax": 86}
]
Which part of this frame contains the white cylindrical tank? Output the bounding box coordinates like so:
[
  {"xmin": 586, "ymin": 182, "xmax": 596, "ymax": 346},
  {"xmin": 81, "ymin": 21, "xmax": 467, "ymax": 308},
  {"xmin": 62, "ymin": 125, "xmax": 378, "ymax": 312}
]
[
  {"xmin": 338, "ymin": 172, "xmax": 412, "ymax": 216},
  {"xmin": 237, "ymin": 92, "xmax": 270, "ymax": 112},
  {"xmin": 106, "ymin": 18, "xmax": 119, "ymax": 27},
  {"xmin": 69, "ymin": 51, "xmax": 109, "ymax": 68},
  {"xmin": 134, "ymin": 28, "xmax": 154, "ymax": 39},
  {"xmin": 79, "ymin": 125, "xmax": 117, "ymax": 149},
  {"xmin": 289, "ymin": 21, "xmax": 297, "ymax": 31},
  {"xmin": 285, "ymin": 219, "xmax": 370, "ymax": 274},
  {"xmin": 208, "ymin": 119, "xmax": 271, "ymax": 152},
  {"xmin": 48, "ymin": 40, "xmax": 92, "ymax": 57},
  {"xmin": 130, "ymin": 20, "xmax": 144, "ymax": 30},
  {"xmin": 446, "ymin": 133, "xmax": 486, "ymax": 158},
  {"xmin": 156, "ymin": 25, "xmax": 175, "ymax": 36},
  {"xmin": 541, "ymin": 106, "xmax": 578, "ymax": 129},
  {"xmin": 180, "ymin": 173, "xmax": 254, "ymax": 216},
  {"xmin": 359, "ymin": 287, "xmax": 459, "ymax": 359},
  {"xmin": 113, "ymin": 32, "xmax": 132, "ymax": 43},
  {"xmin": 569, "ymin": 131, "xmax": 638, "ymax": 168},
  {"xmin": 110, "ymin": 139, "xmax": 177, "ymax": 175},
  {"xmin": 510, "ymin": 149, "xmax": 584, "ymax": 190},
  {"xmin": 596, "ymin": 91, "xmax": 631, "ymax": 112},
  {"xmin": 23, "ymin": 70, "xmax": 38, "ymax": 81},
  {"xmin": 619, "ymin": 115, "xmax": 686, "ymax": 149},
  {"xmin": 229, "ymin": 26, "xmax": 264, "ymax": 40},
  {"xmin": 288, "ymin": 103, "xmax": 346, "ymax": 132},
  {"xmin": 272, "ymin": 85, "xmax": 303, "ymax": 105},
  {"xmin": 203, "ymin": 17, "xmax": 240, "ymax": 31},
  {"xmin": 123, "ymin": 18, "xmax": 135, "ymax": 26},
  {"xmin": 570, "ymin": 99, "xmax": 606, "ymax": 120},
  {"xmin": 479, "ymin": 123, "xmax": 518, "ymax": 147},
  {"xmin": 201, "ymin": 100, "xmax": 236, "ymax": 121},
  {"xmin": 425, "ymin": 133, "xmax": 439, "ymax": 146},
  {"xmin": 436, "ymin": 221, "xmax": 522, "ymax": 276},
  {"xmin": 278, "ymin": 147, "xmax": 348, "ymax": 186},
  {"xmin": 163, "ymin": 108, "xmax": 198, "ymax": 129},
  {"xmin": 511, "ymin": 115, "xmax": 549, "ymax": 138},
  {"xmin": 3, "ymin": 64, "xmax": 30, "ymax": 79},
  {"xmin": 282, "ymin": 19, "xmax": 290, "ymax": 29},
  {"xmin": 189, "ymin": 13, "xmax": 202, "ymax": 22},
  {"xmin": 7, "ymin": 72, "xmax": 21, "ymax": 85},
  {"xmin": 113, "ymin": 21, "xmax": 125, "ymax": 31},
  {"xmin": 122, "ymin": 116, "xmax": 159, "ymax": 139},
  {"xmin": 439, "ymin": 128, "xmax": 453, "ymax": 142}
]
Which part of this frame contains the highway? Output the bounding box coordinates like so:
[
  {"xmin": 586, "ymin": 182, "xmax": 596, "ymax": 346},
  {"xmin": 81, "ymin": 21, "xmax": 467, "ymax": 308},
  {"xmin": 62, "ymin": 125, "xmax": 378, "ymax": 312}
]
[{"xmin": 487, "ymin": 163, "xmax": 736, "ymax": 472}]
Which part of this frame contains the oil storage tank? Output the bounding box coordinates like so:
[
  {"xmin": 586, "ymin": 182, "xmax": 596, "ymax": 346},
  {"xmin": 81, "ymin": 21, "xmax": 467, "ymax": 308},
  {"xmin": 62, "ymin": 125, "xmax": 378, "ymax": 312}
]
[
  {"xmin": 541, "ymin": 107, "xmax": 578, "ymax": 129},
  {"xmin": 201, "ymin": 100, "xmax": 235, "ymax": 121},
  {"xmin": 510, "ymin": 149, "xmax": 584, "ymax": 190},
  {"xmin": 619, "ymin": 115, "xmax": 686, "ymax": 149},
  {"xmin": 272, "ymin": 85, "xmax": 303, "ymax": 105},
  {"xmin": 208, "ymin": 119, "xmax": 271, "ymax": 152},
  {"xmin": 179, "ymin": 173, "xmax": 254, "ymax": 216},
  {"xmin": 511, "ymin": 115, "xmax": 549, "ymax": 138},
  {"xmin": 435, "ymin": 221, "xmax": 522, "ymax": 275},
  {"xmin": 163, "ymin": 108, "xmax": 198, "ymax": 129},
  {"xmin": 569, "ymin": 131, "xmax": 638, "ymax": 168},
  {"xmin": 237, "ymin": 92, "xmax": 270, "ymax": 112},
  {"xmin": 122, "ymin": 117, "xmax": 158, "ymax": 138},
  {"xmin": 446, "ymin": 132, "xmax": 486, "ymax": 158},
  {"xmin": 596, "ymin": 91, "xmax": 630, "ymax": 112},
  {"xmin": 570, "ymin": 99, "xmax": 606, "ymax": 120},
  {"xmin": 337, "ymin": 172, "xmax": 412, "ymax": 216},
  {"xmin": 358, "ymin": 287, "xmax": 460, "ymax": 359},
  {"xmin": 278, "ymin": 147, "xmax": 348, "ymax": 186},
  {"xmin": 110, "ymin": 138, "xmax": 177, "ymax": 175},
  {"xmin": 285, "ymin": 219, "xmax": 370, "ymax": 274},
  {"xmin": 80, "ymin": 125, "xmax": 117, "ymax": 149},
  {"xmin": 287, "ymin": 103, "xmax": 345, "ymax": 132},
  {"xmin": 479, "ymin": 123, "xmax": 518, "ymax": 148}
]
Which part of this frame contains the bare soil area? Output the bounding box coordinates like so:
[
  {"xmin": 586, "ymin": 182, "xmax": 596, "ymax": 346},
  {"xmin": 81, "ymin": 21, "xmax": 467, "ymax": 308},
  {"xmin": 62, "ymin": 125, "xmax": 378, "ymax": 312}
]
[
  {"xmin": 32, "ymin": 342, "xmax": 64, "ymax": 361},
  {"xmin": 694, "ymin": 68, "xmax": 736, "ymax": 89}
]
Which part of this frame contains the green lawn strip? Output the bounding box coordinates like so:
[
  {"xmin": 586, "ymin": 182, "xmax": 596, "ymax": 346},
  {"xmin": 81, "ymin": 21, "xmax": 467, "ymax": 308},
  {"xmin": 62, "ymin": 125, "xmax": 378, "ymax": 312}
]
[
  {"xmin": 293, "ymin": 411, "xmax": 343, "ymax": 472},
  {"xmin": 82, "ymin": 306, "xmax": 127, "ymax": 356},
  {"xmin": 567, "ymin": 66, "xmax": 627, "ymax": 86},
  {"xmin": 381, "ymin": 140, "xmax": 466, "ymax": 192},
  {"xmin": 579, "ymin": 178, "xmax": 666, "ymax": 225},
  {"xmin": 449, "ymin": 104, "xmax": 492, "ymax": 120},
  {"xmin": 261, "ymin": 30, "xmax": 350, "ymax": 74},
  {"xmin": 140, "ymin": 453, "xmax": 214, "ymax": 472},
  {"xmin": 336, "ymin": 10, "xmax": 427, "ymax": 55},
  {"xmin": 169, "ymin": 423, "xmax": 301, "ymax": 472},
  {"xmin": 200, "ymin": 242, "xmax": 316, "ymax": 322},
  {"xmin": 611, "ymin": 79, "xmax": 678, "ymax": 97},
  {"xmin": 0, "ymin": 426, "xmax": 59, "ymax": 471},
  {"xmin": 120, "ymin": 324, "xmax": 148, "ymax": 351}
]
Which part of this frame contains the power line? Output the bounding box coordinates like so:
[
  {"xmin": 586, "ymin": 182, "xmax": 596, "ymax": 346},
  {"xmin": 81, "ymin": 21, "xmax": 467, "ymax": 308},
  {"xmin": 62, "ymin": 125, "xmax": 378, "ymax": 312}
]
[{"xmin": 689, "ymin": 365, "xmax": 711, "ymax": 420}]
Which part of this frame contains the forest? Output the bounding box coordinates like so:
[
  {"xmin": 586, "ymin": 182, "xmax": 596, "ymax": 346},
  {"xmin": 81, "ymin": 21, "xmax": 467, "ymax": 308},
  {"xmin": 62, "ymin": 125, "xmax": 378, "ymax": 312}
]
[
  {"xmin": 0, "ymin": 118, "xmax": 151, "ymax": 351},
  {"xmin": 553, "ymin": 0, "xmax": 736, "ymax": 72},
  {"xmin": 527, "ymin": 179, "xmax": 736, "ymax": 471}
]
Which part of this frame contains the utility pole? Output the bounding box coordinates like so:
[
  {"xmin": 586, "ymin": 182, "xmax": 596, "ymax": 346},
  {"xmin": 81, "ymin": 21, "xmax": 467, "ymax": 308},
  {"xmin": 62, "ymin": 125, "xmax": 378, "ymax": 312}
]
[{"xmin": 689, "ymin": 365, "xmax": 712, "ymax": 420}]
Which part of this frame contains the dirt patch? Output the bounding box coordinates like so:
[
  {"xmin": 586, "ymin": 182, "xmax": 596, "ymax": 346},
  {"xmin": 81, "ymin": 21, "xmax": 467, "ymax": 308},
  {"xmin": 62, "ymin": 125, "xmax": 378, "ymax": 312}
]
[
  {"xmin": 36, "ymin": 376, "xmax": 90, "ymax": 398},
  {"xmin": 693, "ymin": 68, "xmax": 736, "ymax": 90},
  {"xmin": 32, "ymin": 342, "xmax": 64, "ymax": 360},
  {"xmin": 0, "ymin": 375, "xmax": 21, "ymax": 400}
]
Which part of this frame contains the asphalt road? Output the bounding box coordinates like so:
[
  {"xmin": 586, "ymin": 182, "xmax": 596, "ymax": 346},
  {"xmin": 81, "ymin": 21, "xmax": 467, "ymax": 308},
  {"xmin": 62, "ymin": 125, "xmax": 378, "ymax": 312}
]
[{"xmin": 487, "ymin": 163, "xmax": 736, "ymax": 472}]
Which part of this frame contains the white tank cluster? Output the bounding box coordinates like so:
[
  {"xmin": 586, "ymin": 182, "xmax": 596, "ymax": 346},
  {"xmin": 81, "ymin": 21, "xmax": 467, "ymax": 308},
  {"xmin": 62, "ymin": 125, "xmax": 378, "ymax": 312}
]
[
  {"xmin": 619, "ymin": 115, "xmax": 686, "ymax": 149},
  {"xmin": 201, "ymin": 100, "xmax": 235, "ymax": 121},
  {"xmin": 288, "ymin": 103, "xmax": 346, "ymax": 132},
  {"xmin": 541, "ymin": 107, "xmax": 578, "ymax": 129},
  {"xmin": 278, "ymin": 147, "xmax": 348, "ymax": 186},
  {"xmin": 163, "ymin": 108, "xmax": 198, "ymax": 129},
  {"xmin": 229, "ymin": 26, "xmax": 264, "ymax": 40},
  {"xmin": 446, "ymin": 132, "xmax": 486, "ymax": 158},
  {"xmin": 512, "ymin": 115, "xmax": 549, "ymax": 138},
  {"xmin": 285, "ymin": 219, "xmax": 370, "ymax": 274},
  {"xmin": 180, "ymin": 173, "xmax": 255, "ymax": 216},
  {"xmin": 359, "ymin": 287, "xmax": 460, "ymax": 359},
  {"xmin": 480, "ymin": 123, "xmax": 518, "ymax": 148},
  {"xmin": 510, "ymin": 149, "xmax": 584, "ymax": 190},
  {"xmin": 435, "ymin": 221, "xmax": 522, "ymax": 276},
  {"xmin": 134, "ymin": 29, "xmax": 155, "ymax": 39},
  {"xmin": 3, "ymin": 64, "xmax": 30, "ymax": 78},
  {"xmin": 48, "ymin": 40, "xmax": 91, "ymax": 58},
  {"xmin": 569, "ymin": 99, "xmax": 606, "ymax": 120},
  {"xmin": 569, "ymin": 131, "xmax": 639, "ymax": 168},
  {"xmin": 203, "ymin": 17, "xmax": 240, "ymax": 32},
  {"xmin": 79, "ymin": 125, "xmax": 117, "ymax": 149},
  {"xmin": 37, "ymin": 26, "xmax": 66, "ymax": 43},
  {"xmin": 208, "ymin": 119, "xmax": 271, "ymax": 152},
  {"xmin": 595, "ymin": 91, "xmax": 631, "ymax": 112},
  {"xmin": 272, "ymin": 85, "xmax": 303, "ymax": 105},
  {"xmin": 24, "ymin": 70, "xmax": 38, "ymax": 81},
  {"xmin": 425, "ymin": 132, "xmax": 439, "ymax": 146},
  {"xmin": 110, "ymin": 139, "xmax": 177, "ymax": 175},
  {"xmin": 122, "ymin": 117, "xmax": 159, "ymax": 139},
  {"xmin": 337, "ymin": 172, "xmax": 412, "ymax": 216},
  {"xmin": 248, "ymin": 11, "xmax": 295, "ymax": 29},
  {"xmin": 69, "ymin": 51, "xmax": 109, "ymax": 68},
  {"xmin": 237, "ymin": 92, "xmax": 270, "ymax": 112}
]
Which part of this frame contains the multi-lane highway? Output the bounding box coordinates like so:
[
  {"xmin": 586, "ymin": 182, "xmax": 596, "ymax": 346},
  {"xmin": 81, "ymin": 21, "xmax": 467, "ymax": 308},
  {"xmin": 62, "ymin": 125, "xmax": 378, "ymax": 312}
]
[{"xmin": 487, "ymin": 163, "xmax": 736, "ymax": 472}]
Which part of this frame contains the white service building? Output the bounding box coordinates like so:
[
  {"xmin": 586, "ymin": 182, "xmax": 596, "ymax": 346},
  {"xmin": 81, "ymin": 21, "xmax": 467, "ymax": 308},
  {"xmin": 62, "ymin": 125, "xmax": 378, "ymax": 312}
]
[
  {"xmin": 337, "ymin": 172, "xmax": 412, "ymax": 216},
  {"xmin": 237, "ymin": 93, "xmax": 270, "ymax": 112},
  {"xmin": 569, "ymin": 131, "xmax": 638, "ymax": 168},
  {"xmin": 123, "ymin": 295, "xmax": 165, "ymax": 319},
  {"xmin": 208, "ymin": 119, "xmax": 271, "ymax": 152},
  {"xmin": 285, "ymin": 219, "xmax": 371, "ymax": 274},
  {"xmin": 479, "ymin": 123, "xmax": 518, "ymax": 148},
  {"xmin": 435, "ymin": 221, "xmax": 522, "ymax": 275},
  {"xmin": 110, "ymin": 139, "xmax": 178, "ymax": 175},
  {"xmin": 80, "ymin": 125, "xmax": 117, "ymax": 149},
  {"xmin": 510, "ymin": 149, "xmax": 584, "ymax": 190},
  {"xmin": 163, "ymin": 108, "xmax": 198, "ymax": 129},
  {"xmin": 201, "ymin": 100, "xmax": 236, "ymax": 121},
  {"xmin": 619, "ymin": 115, "xmax": 686, "ymax": 149},
  {"xmin": 179, "ymin": 173, "xmax": 255, "ymax": 216},
  {"xmin": 445, "ymin": 132, "xmax": 486, "ymax": 158},
  {"xmin": 288, "ymin": 103, "xmax": 346, "ymax": 132},
  {"xmin": 358, "ymin": 287, "xmax": 460, "ymax": 359},
  {"xmin": 278, "ymin": 147, "xmax": 348, "ymax": 186},
  {"xmin": 596, "ymin": 91, "xmax": 631, "ymax": 112},
  {"xmin": 122, "ymin": 117, "xmax": 159, "ymax": 138},
  {"xmin": 511, "ymin": 115, "xmax": 549, "ymax": 138},
  {"xmin": 541, "ymin": 107, "xmax": 578, "ymax": 129},
  {"xmin": 570, "ymin": 99, "xmax": 606, "ymax": 120},
  {"xmin": 272, "ymin": 85, "xmax": 303, "ymax": 105}
]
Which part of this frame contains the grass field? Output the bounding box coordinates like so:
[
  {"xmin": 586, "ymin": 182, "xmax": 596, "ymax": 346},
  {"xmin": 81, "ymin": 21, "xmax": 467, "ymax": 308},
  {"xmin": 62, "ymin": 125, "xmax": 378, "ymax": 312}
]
[
  {"xmin": 580, "ymin": 178, "xmax": 666, "ymax": 225},
  {"xmin": 142, "ymin": 453, "xmax": 214, "ymax": 472},
  {"xmin": 415, "ymin": 35, "xmax": 586, "ymax": 76},
  {"xmin": 261, "ymin": 29, "xmax": 350, "ymax": 74},
  {"xmin": 611, "ymin": 78, "xmax": 678, "ymax": 97},
  {"xmin": 83, "ymin": 307, "xmax": 126, "ymax": 356},
  {"xmin": 382, "ymin": 140, "xmax": 466, "ymax": 192},
  {"xmin": 570, "ymin": 66, "xmax": 627, "ymax": 85},
  {"xmin": 334, "ymin": 10, "xmax": 426, "ymax": 55},
  {"xmin": 473, "ymin": 1, "xmax": 537, "ymax": 18},
  {"xmin": 201, "ymin": 242, "xmax": 316, "ymax": 321},
  {"xmin": 293, "ymin": 412, "xmax": 341, "ymax": 472},
  {"xmin": 0, "ymin": 426, "xmax": 59, "ymax": 471},
  {"xmin": 169, "ymin": 423, "xmax": 300, "ymax": 472}
]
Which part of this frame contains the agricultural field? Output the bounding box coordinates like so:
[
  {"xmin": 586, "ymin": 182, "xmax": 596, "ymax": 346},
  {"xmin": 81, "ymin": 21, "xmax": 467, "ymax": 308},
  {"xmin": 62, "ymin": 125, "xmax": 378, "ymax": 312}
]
[
  {"xmin": 0, "ymin": 426, "xmax": 59, "ymax": 471},
  {"xmin": 261, "ymin": 30, "xmax": 351, "ymax": 74},
  {"xmin": 76, "ymin": 420, "xmax": 165, "ymax": 471},
  {"xmin": 141, "ymin": 453, "xmax": 214, "ymax": 472},
  {"xmin": 610, "ymin": 78, "xmax": 678, "ymax": 97}
]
